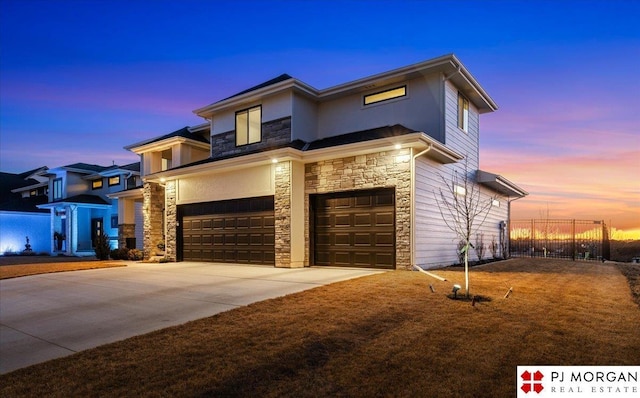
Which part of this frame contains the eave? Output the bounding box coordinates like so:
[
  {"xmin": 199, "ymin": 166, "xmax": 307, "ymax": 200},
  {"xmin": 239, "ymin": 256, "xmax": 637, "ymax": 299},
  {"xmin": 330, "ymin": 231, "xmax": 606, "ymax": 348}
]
[
  {"xmin": 126, "ymin": 136, "xmax": 211, "ymax": 155},
  {"xmin": 144, "ymin": 132, "xmax": 463, "ymax": 183},
  {"xmin": 107, "ymin": 187, "xmax": 143, "ymax": 200},
  {"xmin": 477, "ymin": 170, "xmax": 528, "ymax": 198}
]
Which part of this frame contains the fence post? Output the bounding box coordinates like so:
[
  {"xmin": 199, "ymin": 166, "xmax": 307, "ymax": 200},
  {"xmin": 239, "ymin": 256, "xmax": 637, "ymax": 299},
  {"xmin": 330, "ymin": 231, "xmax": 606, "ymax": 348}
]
[
  {"xmin": 572, "ymin": 219, "xmax": 576, "ymax": 261},
  {"xmin": 531, "ymin": 219, "xmax": 535, "ymax": 257}
]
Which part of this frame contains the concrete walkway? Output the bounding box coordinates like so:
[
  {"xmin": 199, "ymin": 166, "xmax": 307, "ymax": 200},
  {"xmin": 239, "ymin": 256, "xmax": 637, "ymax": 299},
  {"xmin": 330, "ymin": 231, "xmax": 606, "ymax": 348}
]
[{"xmin": 0, "ymin": 262, "xmax": 382, "ymax": 374}]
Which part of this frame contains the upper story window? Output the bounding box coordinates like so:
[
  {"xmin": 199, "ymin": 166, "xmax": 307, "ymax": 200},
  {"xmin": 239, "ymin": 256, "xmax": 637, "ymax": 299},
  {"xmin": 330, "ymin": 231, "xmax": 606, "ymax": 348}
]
[
  {"xmin": 92, "ymin": 179, "xmax": 103, "ymax": 190},
  {"xmin": 364, "ymin": 85, "xmax": 406, "ymax": 106},
  {"xmin": 108, "ymin": 176, "xmax": 120, "ymax": 186},
  {"xmin": 458, "ymin": 92, "xmax": 469, "ymax": 132},
  {"xmin": 236, "ymin": 105, "xmax": 261, "ymax": 146},
  {"xmin": 126, "ymin": 175, "xmax": 137, "ymax": 190},
  {"xmin": 53, "ymin": 178, "xmax": 63, "ymax": 200},
  {"xmin": 161, "ymin": 149, "xmax": 172, "ymax": 171}
]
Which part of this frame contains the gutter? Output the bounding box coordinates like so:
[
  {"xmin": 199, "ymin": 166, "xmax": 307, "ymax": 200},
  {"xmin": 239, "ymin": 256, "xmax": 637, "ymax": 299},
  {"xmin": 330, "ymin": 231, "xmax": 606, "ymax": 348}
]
[{"xmin": 410, "ymin": 144, "xmax": 432, "ymax": 270}]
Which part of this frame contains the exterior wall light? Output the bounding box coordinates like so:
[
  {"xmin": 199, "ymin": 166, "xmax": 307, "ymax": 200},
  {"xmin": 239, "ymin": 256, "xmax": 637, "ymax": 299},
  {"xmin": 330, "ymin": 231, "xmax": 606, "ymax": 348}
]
[
  {"xmin": 160, "ymin": 178, "xmax": 166, "ymax": 183},
  {"xmin": 394, "ymin": 144, "xmax": 402, "ymax": 150},
  {"xmin": 272, "ymin": 159, "xmax": 278, "ymax": 164}
]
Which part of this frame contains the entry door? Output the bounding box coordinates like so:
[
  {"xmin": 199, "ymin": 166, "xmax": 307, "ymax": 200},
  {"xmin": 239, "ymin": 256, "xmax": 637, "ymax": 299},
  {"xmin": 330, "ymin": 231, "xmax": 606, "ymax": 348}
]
[{"xmin": 91, "ymin": 218, "xmax": 103, "ymax": 247}]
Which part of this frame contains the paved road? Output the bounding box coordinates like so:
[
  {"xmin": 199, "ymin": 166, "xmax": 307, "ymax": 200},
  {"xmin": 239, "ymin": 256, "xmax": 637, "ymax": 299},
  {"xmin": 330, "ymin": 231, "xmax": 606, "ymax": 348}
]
[{"xmin": 0, "ymin": 262, "xmax": 381, "ymax": 374}]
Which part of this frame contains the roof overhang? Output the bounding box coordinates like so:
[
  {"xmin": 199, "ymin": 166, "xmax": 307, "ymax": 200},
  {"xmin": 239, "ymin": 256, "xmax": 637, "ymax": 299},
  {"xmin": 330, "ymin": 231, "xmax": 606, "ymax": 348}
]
[
  {"xmin": 11, "ymin": 181, "xmax": 48, "ymax": 193},
  {"xmin": 107, "ymin": 187, "xmax": 143, "ymax": 200},
  {"xmin": 144, "ymin": 132, "xmax": 463, "ymax": 183},
  {"xmin": 37, "ymin": 201, "xmax": 112, "ymax": 210},
  {"xmin": 194, "ymin": 79, "xmax": 319, "ymax": 119},
  {"xmin": 477, "ymin": 170, "xmax": 528, "ymax": 198},
  {"xmin": 192, "ymin": 54, "xmax": 497, "ymax": 119},
  {"xmin": 125, "ymin": 136, "xmax": 211, "ymax": 154}
]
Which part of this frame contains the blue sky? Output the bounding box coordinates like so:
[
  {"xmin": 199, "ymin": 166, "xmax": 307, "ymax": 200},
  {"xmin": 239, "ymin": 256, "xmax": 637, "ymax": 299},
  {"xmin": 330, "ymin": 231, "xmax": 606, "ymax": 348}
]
[{"xmin": 1, "ymin": 0, "xmax": 638, "ymax": 232}]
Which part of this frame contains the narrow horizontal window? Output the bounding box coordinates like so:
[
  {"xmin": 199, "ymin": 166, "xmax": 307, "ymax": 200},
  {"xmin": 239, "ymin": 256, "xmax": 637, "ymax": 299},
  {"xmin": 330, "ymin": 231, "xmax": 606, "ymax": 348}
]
[
  {"xmin": 364, "ymin": 86, "xmax": 406, "ymax": 105},
  {"xmin": 454, "ymin": 184, "xmax": 466, "ymax": 196},
  {"xmin": 108, "ymin": 176, "xmax": 120, "ymax": 186},
  {"xmin": 92, "ymin": 179, "xmax": 103, "ymax": 189}
]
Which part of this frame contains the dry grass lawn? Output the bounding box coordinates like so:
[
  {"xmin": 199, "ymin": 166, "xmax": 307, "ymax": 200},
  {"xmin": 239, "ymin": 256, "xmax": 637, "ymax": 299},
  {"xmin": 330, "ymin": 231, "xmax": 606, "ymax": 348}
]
[
  {"xmin": 1, "ymin": 258, "xmax": 638, "ymax": 397},
  {"xmin": 0, "ymin": 260, "xmax": 126, "ymax": 279}
]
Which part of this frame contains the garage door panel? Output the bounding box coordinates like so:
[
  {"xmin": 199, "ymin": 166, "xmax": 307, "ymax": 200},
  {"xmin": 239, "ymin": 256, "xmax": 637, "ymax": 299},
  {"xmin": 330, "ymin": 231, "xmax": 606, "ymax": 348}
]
[
  {"xmin": 180, "ymin": 196, "xmax": 275, "ymax": 265},
  {"xmin": 313, "ymin": 189, "xmax": 395, "ymax": 269}
]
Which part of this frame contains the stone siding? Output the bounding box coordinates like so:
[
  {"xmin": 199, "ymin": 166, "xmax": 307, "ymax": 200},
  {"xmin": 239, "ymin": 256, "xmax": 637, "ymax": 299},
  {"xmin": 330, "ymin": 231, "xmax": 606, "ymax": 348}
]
[
  {"xmin": 165, "ymin": 181, "xmax": 177, "ymax": 261},
  {"xmin": 118, "ymin": 224, "xmax": 135, "ymax": 248},
  {"xmin": 274, "ymin": 161, "xmax": 291, "ymax": 267},
  {"xmin": 143, "ymin": 182, "xmax": 165, "ymax": 259},
  {"xmin": 305, "ymin": 149, "xmax": 412, "ymax": 269},
  {"xmin": 211, "ymin": 117, "xmax": 291, "ymax": 159}
]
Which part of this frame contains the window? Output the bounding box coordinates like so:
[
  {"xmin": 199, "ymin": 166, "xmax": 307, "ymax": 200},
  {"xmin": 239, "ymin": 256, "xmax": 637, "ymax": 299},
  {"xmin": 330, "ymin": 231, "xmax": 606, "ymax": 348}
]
[
  {"xmin": 108, "ymin": 176, "xmax": 120, "ymax": 186},
  {"xmin": 53, "ymin": 178, "xmax": 63, "ymax": 200},
  {"xmin": 111, "ymin": 215, "xmax": 118, "ymax": 228},
  {"xmin": 161, "ymin": 149, "xmax": 172, "ymax": 171},
  {"xmin": 29, "ymin": 190, "xmax": 37, "ymax": 197},
  {"xmin": 364, "ymin": 86, "xmax": 406, "ymax": 105},
  {"xmin": 92, "ymin": 179, "xmax": 103, "ymax": 190},
  {"xmin": 236, "ymin": 105, "xmax": 261, "ymax": 146},
  {"xmin": 458, "ymin": 92, "xmax": 469, "ymax": 131},
  {"xmin": 454, "ymin": 184, "xmax": 466, "ymax": 196}
]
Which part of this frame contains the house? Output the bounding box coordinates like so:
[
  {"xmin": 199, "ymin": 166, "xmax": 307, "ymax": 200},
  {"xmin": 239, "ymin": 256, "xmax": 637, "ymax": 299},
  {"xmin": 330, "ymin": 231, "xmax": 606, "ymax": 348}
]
[
  {"xmin": 115, "ymin": 54, "xmax": 526, "ymax": 269},
  {"xmin": 35, "ymin": 162, "xmax": 143, "ymax": 256},
  {"xmin": 0, "ymin": 167, "xmax": 50, "ymax": 253}
]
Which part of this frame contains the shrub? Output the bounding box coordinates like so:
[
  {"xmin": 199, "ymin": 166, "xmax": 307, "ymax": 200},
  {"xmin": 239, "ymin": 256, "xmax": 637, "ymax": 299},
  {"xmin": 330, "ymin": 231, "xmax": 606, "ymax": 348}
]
[
  {"xmin": 110, "ymin": 248, "xmax": 129, "ymax": 260},
  {"xmin": 128, "ymin": 249, "xmax": 143, "ymax": 261},
  {"xmin": 94, "ymin": 234, "xmax": 111, "ymax": 260},
  {"xmin": 475, "ymin": 233, "xmax": 486, "ymax": 261}
]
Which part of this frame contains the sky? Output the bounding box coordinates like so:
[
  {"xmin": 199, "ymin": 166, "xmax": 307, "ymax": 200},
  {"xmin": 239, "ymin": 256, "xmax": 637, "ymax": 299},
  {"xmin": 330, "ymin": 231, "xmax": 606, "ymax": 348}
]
[{"xmin": 0, "ymin": 0, "xmax": 638, "ymax": 236}]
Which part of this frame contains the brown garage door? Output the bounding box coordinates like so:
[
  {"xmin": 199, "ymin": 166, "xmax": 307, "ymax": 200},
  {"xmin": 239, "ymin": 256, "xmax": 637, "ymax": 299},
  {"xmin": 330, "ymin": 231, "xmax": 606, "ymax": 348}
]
[
  {"xmin": 312, "ymin": 189, "xmax": 395, "ymax": 269},
  {"xmin": 179, "ymin": 196, "xmax": 275, "ymax": 265}
]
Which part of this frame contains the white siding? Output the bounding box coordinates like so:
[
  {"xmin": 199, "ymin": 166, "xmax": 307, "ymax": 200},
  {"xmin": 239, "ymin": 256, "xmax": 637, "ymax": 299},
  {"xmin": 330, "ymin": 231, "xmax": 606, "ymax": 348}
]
[
  {"xmin": 414, "ymin": 158, "xmax": 507, "ymax": 268},
  {"xmin": 444, "ymin": 80, "xmax": 480, "ymax": 170}
]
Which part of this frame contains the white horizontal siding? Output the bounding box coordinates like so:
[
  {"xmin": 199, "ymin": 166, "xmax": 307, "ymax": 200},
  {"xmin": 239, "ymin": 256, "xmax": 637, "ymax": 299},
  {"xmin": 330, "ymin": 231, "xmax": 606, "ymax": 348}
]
[
  {"xmin": 414, "ymin": 157, "xmax": 507, "ymax": 268},
  {"xmin": 444, "ymin": 80, "xmax": 479, "ymax": 170}
]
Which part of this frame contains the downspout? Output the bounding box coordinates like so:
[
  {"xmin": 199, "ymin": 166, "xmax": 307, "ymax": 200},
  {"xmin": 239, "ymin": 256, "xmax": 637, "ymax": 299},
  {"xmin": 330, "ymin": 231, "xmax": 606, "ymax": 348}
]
[{"xmin": 410, "ymin": 145, "xmax": 432, "ymax": 270}]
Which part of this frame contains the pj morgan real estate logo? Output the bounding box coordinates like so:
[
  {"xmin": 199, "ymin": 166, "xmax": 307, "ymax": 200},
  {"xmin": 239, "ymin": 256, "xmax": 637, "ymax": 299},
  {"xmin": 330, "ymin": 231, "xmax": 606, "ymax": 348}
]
[{"xmin": 516, "ymin": 366, "xmax": 639, "ymax": 397}]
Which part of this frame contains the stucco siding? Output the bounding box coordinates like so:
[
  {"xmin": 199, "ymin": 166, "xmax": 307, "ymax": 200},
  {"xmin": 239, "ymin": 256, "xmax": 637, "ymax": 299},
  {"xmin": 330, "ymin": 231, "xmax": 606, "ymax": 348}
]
[
  {"xmin": 291, "ymin": 93, "xmax": 318, "ymax": 142},
  {"xmin": 176, "ymin": 164, "xmax": 275, "ymax": 205},
  {"xmin": 317, "ymin": 76, "xmax": 444, "ymax": 142}
]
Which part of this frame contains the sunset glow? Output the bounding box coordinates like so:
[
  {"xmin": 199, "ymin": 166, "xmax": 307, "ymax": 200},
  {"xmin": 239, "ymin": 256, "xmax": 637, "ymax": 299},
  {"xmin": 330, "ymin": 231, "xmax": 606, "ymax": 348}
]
[{"xmin": 1, "ymin": 0, "xmax": 638, "ymax": 238}]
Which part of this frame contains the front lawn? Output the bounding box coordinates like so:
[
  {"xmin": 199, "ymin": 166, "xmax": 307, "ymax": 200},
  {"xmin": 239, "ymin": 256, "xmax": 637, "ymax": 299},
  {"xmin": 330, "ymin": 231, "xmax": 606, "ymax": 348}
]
[{"xmin": 1, "ymin": 258, "xmax": 638, "ymax": 397}]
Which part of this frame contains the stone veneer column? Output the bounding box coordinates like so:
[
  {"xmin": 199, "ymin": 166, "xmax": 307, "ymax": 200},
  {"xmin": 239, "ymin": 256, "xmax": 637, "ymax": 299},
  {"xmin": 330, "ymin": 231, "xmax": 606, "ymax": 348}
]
[
  {"xmin": 274, "ymin": 161, "xmax": 291, "ymax": 267},
  {"xmin": 304, "ymin": 150, "xmax": 412, "ymax": 270},
  {"xmin": 143, "ymin": 182, "xmax": 165, "ymax": 259},
  {"xmin": 274, "ymin": 160, "xmax": 306, "ymax": 268},
  {"xmin": 164, "ymin": 181, "xmax": 177, "ymax": 261}
]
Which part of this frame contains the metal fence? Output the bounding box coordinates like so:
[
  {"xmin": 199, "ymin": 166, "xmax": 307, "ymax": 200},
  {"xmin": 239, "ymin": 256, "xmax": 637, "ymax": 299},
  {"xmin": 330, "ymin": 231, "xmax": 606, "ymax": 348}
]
[{"xmin": 510, "ymin": 219, "xmax": 610, "ymax": 261}]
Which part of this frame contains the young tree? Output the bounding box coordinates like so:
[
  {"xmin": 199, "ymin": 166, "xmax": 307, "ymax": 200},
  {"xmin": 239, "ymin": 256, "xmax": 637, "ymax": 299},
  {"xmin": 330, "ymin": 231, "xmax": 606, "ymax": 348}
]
[{"xmin": 435, "ymin": 163, "xmax": 495, "ymax": 297}]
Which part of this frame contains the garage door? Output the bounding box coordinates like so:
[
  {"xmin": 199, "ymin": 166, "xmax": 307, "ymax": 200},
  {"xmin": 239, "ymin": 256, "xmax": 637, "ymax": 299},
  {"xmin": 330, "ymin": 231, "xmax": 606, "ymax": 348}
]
[
  {"xmin": 179, "ymin": 196, "xmax": 275, "ymax": 265},
  {"xmin": 313, "ymin": 189, "xmax": 395, "ymax": 269}
]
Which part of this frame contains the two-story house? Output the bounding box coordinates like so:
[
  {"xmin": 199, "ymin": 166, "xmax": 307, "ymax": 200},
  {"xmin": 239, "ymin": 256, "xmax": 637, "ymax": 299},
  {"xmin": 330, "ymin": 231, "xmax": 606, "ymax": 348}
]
[
  {"xmin": 0, "ymin": 167, "xmax": 50, "ymax": 253},
  {"xmin": 36, "ymin": 162, "xmax": 143, "ymax": 255},
  {"xmin": 116, "ymin": 54, "xmax": 526, "ymax": 269}
]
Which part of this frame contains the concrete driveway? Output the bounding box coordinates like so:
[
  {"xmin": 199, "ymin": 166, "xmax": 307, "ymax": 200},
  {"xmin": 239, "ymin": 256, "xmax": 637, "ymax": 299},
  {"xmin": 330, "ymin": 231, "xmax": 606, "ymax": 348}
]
[{"xmin": 0, "ymin": 262, "xmax": 381, "ymax": 374}]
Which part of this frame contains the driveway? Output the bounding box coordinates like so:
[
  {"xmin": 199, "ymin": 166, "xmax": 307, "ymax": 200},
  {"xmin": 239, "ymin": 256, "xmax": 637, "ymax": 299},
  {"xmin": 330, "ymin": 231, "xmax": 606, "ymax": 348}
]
[{"xmin": 0, "ymin": 262, "xmax": 382, "ymax": 374}]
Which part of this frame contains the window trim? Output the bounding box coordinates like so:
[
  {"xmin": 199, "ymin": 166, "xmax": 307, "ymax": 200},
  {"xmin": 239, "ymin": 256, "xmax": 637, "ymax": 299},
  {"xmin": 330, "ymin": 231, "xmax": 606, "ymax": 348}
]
[
  {"xmin": 108, "ymin": 176, "xmax": 120, "ymax": 187},
  {"xmin": 235, "ymin": 105, "xmax": 262, "ymax": 147},
  {"xmin": 53, "ymin": 178, "xmax": 63, "ymax": 200},
  {"xmin": 363, "ymin": 85, "xmax": 407, "ymax": 106},
  {"xmin": 458, "ymin": 92, "xmax": 469, "ymax": 132},
  {"xmin": 92, "ymin": 179, "xmax": 104, "ymax": 190}
]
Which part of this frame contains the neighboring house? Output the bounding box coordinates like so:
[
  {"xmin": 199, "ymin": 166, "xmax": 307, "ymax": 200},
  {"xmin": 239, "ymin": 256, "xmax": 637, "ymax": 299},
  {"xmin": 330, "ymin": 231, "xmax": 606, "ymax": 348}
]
[
  {"xmin": 0, "ymin": 167, "xmax": 50, "ymax": 253},
  {"xmin": 36, "ymin": 162, "xmax": 143, "ymax": 256},
  {"xmin": 116, "ymin": 54, "xmax": 526, "ymax": 269}
]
